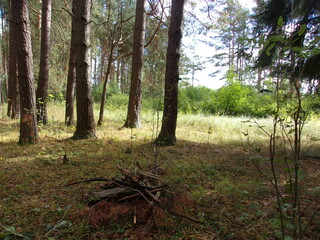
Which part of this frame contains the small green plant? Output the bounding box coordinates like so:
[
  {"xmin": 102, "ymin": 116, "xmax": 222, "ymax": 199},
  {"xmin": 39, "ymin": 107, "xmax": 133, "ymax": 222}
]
[
  {"xmin": 0, "ymin": 224, "xmax": 34, "ymax": 240},
  {"xmin": 44, "ymin": 206, "xmax": 73, "ymax": 239}
]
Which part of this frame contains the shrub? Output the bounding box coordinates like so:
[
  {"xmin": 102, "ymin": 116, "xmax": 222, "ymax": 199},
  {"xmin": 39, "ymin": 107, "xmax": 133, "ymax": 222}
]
[
  {"xmin": 106, "ymin": 93, "xmax": 129, "ymax": 109},
  {"xmin": 179, "ymin": 86, "xmax": 215, "ymax": 114}
]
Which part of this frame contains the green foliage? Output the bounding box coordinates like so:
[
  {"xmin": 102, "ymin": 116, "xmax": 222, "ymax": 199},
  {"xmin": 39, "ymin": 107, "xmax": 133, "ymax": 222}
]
[
  {"xmin": 178, "ymin": 81, "xmax": 274, "ymax": 118},
  {"xmin": 91, "ymin": 78, "xmax": 319, "ymax": 118},
  {"xmin": 309, "ymin": 95, "xmax": 320, "ymax": 115},
  {"xmin": 92, "ymin": 84, "xmax": 127, "ymax": 109},
  {"xmin": 91, "ymin": 84, "xmax": 103, "ymax": 102},
  {"xmin": 215, "ymin": 76, "xmax": 251, "ymax": 115},
  {"xmin": 142, "ymin": 96, "xmax": 163, "ymax": 111},
  {"xmin": 179, "ymin": 86, "xmax": 214, "ymax": 114},
  {"xmin": 106, "ymin": 93, "xmax": 128, "ymax": 110},
  {"xmin": 0, "ymin": 224, "xmax": 34, "ymax": 240},
  {"xmin": 47, "ymin": 92, "xmax": 64, "ymax": 103}
]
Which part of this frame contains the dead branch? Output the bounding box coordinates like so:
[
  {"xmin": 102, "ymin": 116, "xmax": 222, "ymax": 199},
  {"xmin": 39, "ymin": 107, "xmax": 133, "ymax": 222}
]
[{"xmin": 65, "ymin": 177, "xmax": 110, "ymax": 187}]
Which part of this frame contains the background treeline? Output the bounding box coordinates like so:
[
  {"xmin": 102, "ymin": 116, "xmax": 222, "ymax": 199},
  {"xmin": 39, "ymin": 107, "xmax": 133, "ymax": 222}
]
[{"xmin": 90, "ymin": 81, "xmax": 320, "ymax": 118}]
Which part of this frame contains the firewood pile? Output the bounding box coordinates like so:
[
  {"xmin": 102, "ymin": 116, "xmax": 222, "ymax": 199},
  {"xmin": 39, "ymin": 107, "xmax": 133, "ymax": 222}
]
[
  {"xmin": 68, "ymin": 164, "xmax": 199, "ymax": 231},
  {"xmin": 90, "ymin": 165, "xmax": 169, "ymax": 205}
]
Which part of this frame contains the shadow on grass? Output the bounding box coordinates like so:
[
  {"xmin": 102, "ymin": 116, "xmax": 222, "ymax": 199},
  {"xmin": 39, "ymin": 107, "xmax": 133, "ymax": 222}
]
[{"xmin": 1, "ymin": 128, "xmax": 319, "ymax": 239}]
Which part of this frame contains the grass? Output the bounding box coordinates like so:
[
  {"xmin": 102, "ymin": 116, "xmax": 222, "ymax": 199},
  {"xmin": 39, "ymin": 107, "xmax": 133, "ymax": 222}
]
[{"xmin": 0, "ymin": 102, "xmax": 320, "ymax": 239}]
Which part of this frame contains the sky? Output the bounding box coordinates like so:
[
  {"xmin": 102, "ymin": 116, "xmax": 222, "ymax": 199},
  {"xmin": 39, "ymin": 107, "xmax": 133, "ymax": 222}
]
[{"xmin": 182, "ymin": 0, "xmax": 257, "ymax": 89}]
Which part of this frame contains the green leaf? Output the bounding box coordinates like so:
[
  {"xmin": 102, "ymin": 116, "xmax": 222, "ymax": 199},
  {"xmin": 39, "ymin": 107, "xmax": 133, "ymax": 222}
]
[
  {"xmin": 46, "ymin": 220, "xmax": 72, "ymax": 235},
  {"xmin": 291, "ymin": 47, "xmax": 301, "ymax": 53},
  {"xmin": 288, "ymin": 129, "xmax": 295, "ymax": 134},
  {"xmin": 226, "ymin": 233, "xmax": 236, "ymax": 239},
  {"xmin": 267, "ymin": 43, "xmax": 276, "ymax": 52},
  {"xmin": 0, "ymin": 224, "xmax": 26, "ymax": 238},
  {"xmin": 266, "ymin": 50, "xmax": 271, "ymax": 56},
  {"xmin": 264, "ymin": 38, "xmax": 271, "ymax": 49},
  {"xmin": 259, "ymin": 35, "xmax": 265, "ymax": 45},
  {"xmin": 298, "ymin": 24, "xmax": 307, "ymax": 36},
  {"xmin": 30, "ymin": 208, "xmax": 41, "ymax": 213},
  {"xmin": 277, "ymin": 16, "xmax": 284, "ymax": 27}
]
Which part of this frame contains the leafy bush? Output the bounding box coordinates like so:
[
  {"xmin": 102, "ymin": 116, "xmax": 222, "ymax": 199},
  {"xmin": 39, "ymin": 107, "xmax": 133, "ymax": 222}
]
[
  {"xmin": 214, "ymin": 81, "xmax": 251, "ymax": 115},
  {"xmin": 90, "ymin": 80, "xmax": 319, "ymax": 118},
  {"xmin": 142, "ymin": 96, "xmax": 163, "ymax": 111},
  {"xmin": 92, "ymin": 84, "xmax": 103, "ymax": 102},
  {"xmin": 179, "ymin": 86, "xmax": 214, "ymax": 114},
  {"xmin": 106, "ymin": 93, "xmax": 128, "ymax": 109},
  {"xmin": 309, "ymin": 95, "xmax": 320, "ymax": 115},
  {"xmin": 178, "ymin": 82, "xmax": 276, "ymax": 117},
  {"xmin": 47, "ymin": 91, "xmax": 65, "ymax": 102}
]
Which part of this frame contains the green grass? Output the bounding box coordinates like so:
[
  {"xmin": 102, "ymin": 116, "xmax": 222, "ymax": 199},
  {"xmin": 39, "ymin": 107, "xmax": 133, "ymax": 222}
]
[{"xmin": 0, "ymin": 103, "xmax": 319, "ymax": 239}]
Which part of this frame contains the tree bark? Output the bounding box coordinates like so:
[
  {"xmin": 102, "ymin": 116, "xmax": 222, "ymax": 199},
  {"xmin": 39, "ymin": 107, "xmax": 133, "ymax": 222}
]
[
  {"xmin": 123, "ymin": 0, "xmax": 146, "ymax": 128},
  {"xmin": 65, "ymin": 3, "xmax": 76, "ymax": 126},
  {"xmin": 1, "ymin": 6, "xmax": 7, "ymax": 107},
  {"xmin": 120, "ymin": 58, "xmax": 126, "ymax": 93},
  {"xmin": 99, "ymin": 42, "xmax": 107, "ymax": 84},
  {"xmin": 155, "ymin": 0, "xmax": 185, "ymax": 146},
  {"xmin": 257, "ymin": 67, "xmax": 262, "ymax": 91},
  {"xmin": 9, "ymin": 12, "xmax": 20, "ymax": 120},
  {"xmin": 12, "ymin": 0, "xmax": 39, "ymax": 144},
  {"xmin": 36, "ymin": 0, "xmax": 52, "ymax": 125},
  {"xmin": 6, "ymin": 64, "xmax": 12, "ymax": 116},
  {"xmin": 72, "ymin": 0, "xmax": 96, "ymax": 139},
  {"xmin": 7, "ymin": 1, "xmax": 15, "ymax": 117}
]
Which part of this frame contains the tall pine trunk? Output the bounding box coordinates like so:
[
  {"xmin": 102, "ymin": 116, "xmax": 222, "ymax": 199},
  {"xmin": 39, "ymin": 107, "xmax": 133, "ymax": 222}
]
[
  {"xmin": 257, "ymin": 67, "xmax": 262, "ymax": 91},
  {"xmin": 123, "ymin": 0, "xmax": 146, "ymax": 128},
  {"xmin": 72, "ymin": 0, "xmax": 96, "ymax": 139},
  {"xmin": 155, "ymin": 0, "xmax": 185, "ymax": 146},
  {"xmin": 8, "ymin": 0, "xmax": 20, "ymax": 119},
  {"xmin": 65, "ymin": 3, "xmax": 76, "ymax": 126},
  {"xmin": 120, "ymin": 58, "xmax": 126, "ymax": 93},
  {"xmin": 13, "ymin": 0, "xmax": 39, "ymax": 144},
  {"xmin": 36, "ymin": 0, "xmax": 52, "ymax": 125},
  {"xmin": 1, "ymin": 6, "xmax": 7, "ymax": 107}
]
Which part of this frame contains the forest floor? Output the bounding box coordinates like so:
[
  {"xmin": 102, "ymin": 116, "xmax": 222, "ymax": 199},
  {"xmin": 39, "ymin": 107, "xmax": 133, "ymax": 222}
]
[{"xmin": 0, "ymin": 103, "xmax": 320, "ymax": 240}]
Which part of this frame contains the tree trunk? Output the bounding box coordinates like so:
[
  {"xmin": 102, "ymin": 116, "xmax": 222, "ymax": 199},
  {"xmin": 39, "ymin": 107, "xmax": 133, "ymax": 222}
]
[
  {"xmin": 257, "ymin": 67, "xmax": 262, "ymax": 91},
  {"xmin": 120, "ymin": 58, "xmax": 126, "ymax": 93},
  {"xmin": 36, "ymin": 0, "xmax": 52, "ymax": 125},
  {"xmin": 6, "ymin": 66, "xmax": 12, "ymax": 116},
  {"xmin": 155, "ymin": 0, "xmax": 185, "ymax": 146},
  {"xmin": 97, "ymin": 45, "xmax": 114, "ymax": 126},
  {"xmin": 72, "ymin": 0, "xmax": 96, "ymax": 139},
  {"xmin": 7, "ymin": 3, "xmax": 13, "ymax": 117},
  {"xmin": 123, "ymin": 0, "xmax": 146, "ymax": 128},
  {"xmin": 1, "ymin": 6, "xmax": 7, "ymax": 107},
  {"xmin": 99, "ymin": 42, "xmax": 106, "ymax": 84},
  {"xmin": 115, "ymin": 56, "xmax": 120, "ymax": 90},
  {"xmin": 12, "ymin": 0, "xmax": 39, "ymax": 145},
  {"xmin": 65, "ymin": 3, "xmax": 76, "ymax": 126},
  {"xmin": 93, "ymin": 57, "xmax": 98, "ymax": 85}
]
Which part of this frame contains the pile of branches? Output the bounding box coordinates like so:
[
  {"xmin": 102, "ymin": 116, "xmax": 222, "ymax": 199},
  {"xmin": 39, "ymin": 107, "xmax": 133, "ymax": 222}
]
[
  {"xmin": 90, "ymin": 165, "xmax": 169, "ymax": 206},
  {"xmin": 68, "ymin": 164, "xmax": 200, "ymax": 231}
]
